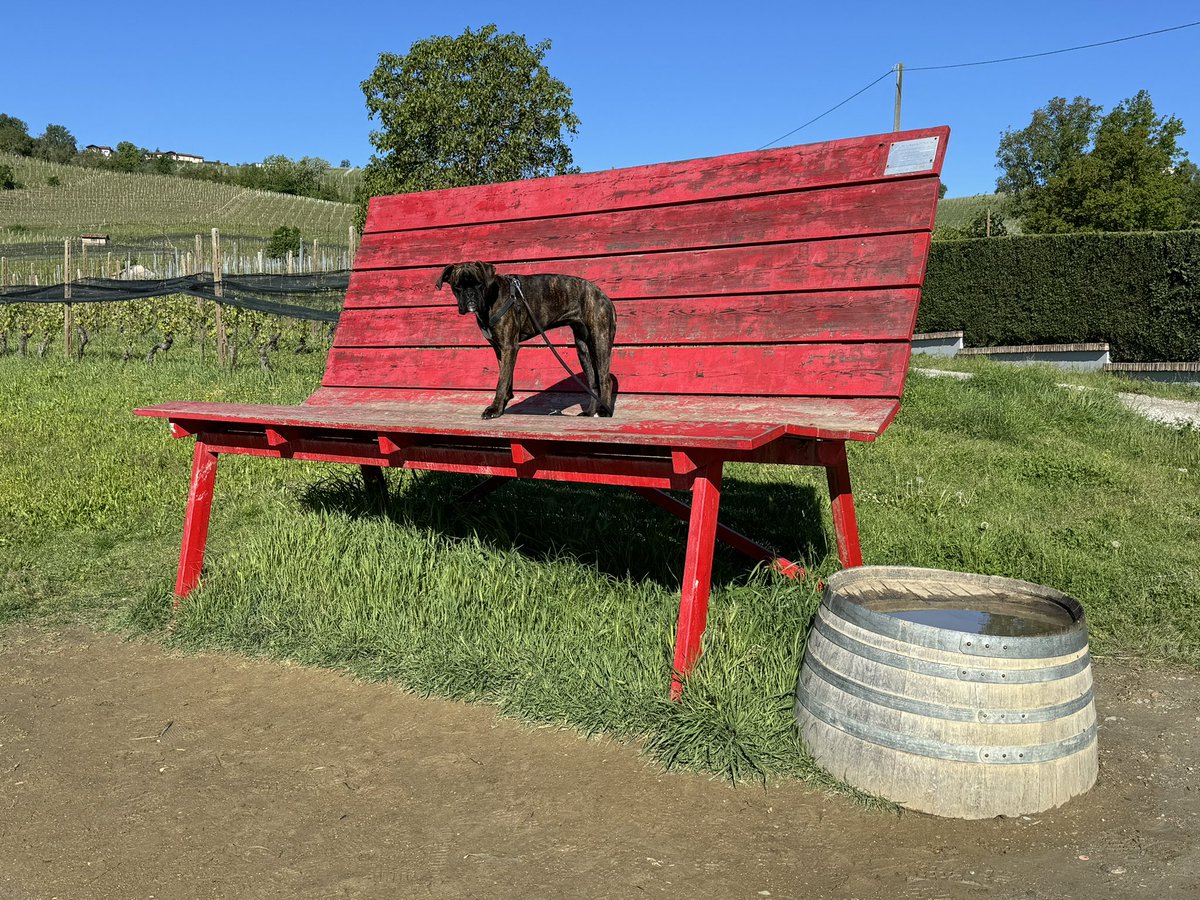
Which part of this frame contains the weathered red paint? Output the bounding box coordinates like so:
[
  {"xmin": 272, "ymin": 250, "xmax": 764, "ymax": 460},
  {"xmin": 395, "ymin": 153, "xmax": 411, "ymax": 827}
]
[
  {"xmin": 822, "ymin": 442, "xmax": 864, "ymax": 568},
  {"xmin": 334, "ymin": 289, "xmax": 922, "ymax": 349},
  {"xmin": 355, "ymin": 179, "xmax": 939, "ymax": 271},
  {"xmin": 343, "ymin": 233, "xmax": 930, "ymax": 308},
  {"xmin": 670, "ymin": 463, "xmax": 724, "ymax": 700},
  {"xmin": 135, "ymin": 127, "xmax": 949, "ymax": 697},
  {"xmin": 176, "ymin": 441, "xmax": 219, "ymax": 603},
  {"xmin": 322, "ymin": 343, "xmax": 911, "ymax": 398},
  {"xmin": 363, "ymin": 127, "xmax": 948, "ymax": 233}
]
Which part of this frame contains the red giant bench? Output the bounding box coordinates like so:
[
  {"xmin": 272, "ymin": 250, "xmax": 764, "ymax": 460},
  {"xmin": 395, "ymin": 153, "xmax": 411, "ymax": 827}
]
[{"xmin": 136, "ymin": 127, "xmax": 949, "ymax": 697}]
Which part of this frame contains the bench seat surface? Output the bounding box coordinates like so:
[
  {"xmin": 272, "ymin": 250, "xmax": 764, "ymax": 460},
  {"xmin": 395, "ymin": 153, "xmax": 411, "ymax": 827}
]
[{"xmin": 136, "ymin": 393, "xmax": 899, "ymax": 451}]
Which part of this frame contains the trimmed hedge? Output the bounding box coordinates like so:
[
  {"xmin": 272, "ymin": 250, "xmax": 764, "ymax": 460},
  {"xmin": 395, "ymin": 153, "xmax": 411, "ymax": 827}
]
[{"xmin": 920, "ymin": 231, "xmax": 1200, "ymax": 362}]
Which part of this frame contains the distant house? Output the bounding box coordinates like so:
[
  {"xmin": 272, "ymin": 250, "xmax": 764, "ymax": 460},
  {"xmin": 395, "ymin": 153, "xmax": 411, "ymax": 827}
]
[
  {"xmin": 84, "ymin": 145, "xmax": 113, "ymax": 158},
  {"xmin": 80, "ymin": 234, "xmax": 110, "ymax": 247},
  {"xmin": 149, "ymin": 150, "xmax": 205, "ymax": 164}
]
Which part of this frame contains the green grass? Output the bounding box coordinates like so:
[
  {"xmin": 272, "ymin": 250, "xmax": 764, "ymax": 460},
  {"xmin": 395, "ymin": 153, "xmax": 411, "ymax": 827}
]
[
  {"xmin": 913, "ymin": 352, "xmax": 1200, "ymax": 402},
  {"xmin": 2, "ymin": 343, "xmax": 1198, "ymax": 786}
]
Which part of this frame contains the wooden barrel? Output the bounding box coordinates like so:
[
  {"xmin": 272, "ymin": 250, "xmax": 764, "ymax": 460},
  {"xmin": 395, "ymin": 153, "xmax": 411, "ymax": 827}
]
[{"xmin": 796, "ymin": 566, "xmax": 1097, "ymax": 819}]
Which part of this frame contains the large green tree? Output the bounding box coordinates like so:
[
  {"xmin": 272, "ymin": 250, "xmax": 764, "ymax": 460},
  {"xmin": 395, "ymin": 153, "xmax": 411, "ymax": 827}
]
[
  {"xmin": 995, "ymin": 96, "xmax": 1102, "ymax": 213},
  {"xmin": 997, "ymin": 91, "xmax": 1191, "ymax": 233},
  {"xmin": 0, "ymin": 114, "xmax": 34, "ymax": 156},
  {"xmin": 110, "ymin": 141, "xmax": 144, "ymax": 173},
  {"xmin": 357, "ymin": 24, "xmax": 580, "ymax": 224},
  {"xmin": 1028, "ymin": 91, "xmax": 1187, "ymax": 232},
  {"xmin": 33, "ymin": 123, "xmax": 77, "ymax": 164}
]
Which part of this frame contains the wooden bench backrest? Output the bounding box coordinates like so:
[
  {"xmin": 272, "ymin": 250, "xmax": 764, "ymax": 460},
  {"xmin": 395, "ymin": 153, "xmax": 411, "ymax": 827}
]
[{"xmin": 325, "ymin": 127, "xmax": 948, "ymax": 403}]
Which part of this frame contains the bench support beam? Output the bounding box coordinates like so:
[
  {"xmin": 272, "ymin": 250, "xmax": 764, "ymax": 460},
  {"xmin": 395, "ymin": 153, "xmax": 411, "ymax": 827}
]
[
  {"xmin": 671, "ymin": 463, "xmax": 723, "ymax": 700},
  {"xmin": 176, "ymin": 440, "xmax": 219, "ymax": 604},
  {"xmin": 822, "ymin": 442, "xmax": 864, "ymax": 567}
]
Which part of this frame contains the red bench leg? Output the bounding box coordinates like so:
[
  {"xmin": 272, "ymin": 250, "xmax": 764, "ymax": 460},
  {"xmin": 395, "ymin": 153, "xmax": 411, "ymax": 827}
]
[
  {"xmin": 670, "ymin": 462, "xmax": 723, "ymax": 700},
  {"xmin": 175, "ymin": 440, "xmax": 219, "ymax": 605},
  {"xmin": 823, "ymin": 442, "xmax": 864, "ymax": 568}
]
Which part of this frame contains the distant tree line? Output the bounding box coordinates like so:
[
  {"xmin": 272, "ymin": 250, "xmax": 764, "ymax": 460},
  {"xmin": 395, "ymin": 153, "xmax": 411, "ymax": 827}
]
[{"xmin": 0, "ymin": 114, "xmax": 352, "ymax": 202}]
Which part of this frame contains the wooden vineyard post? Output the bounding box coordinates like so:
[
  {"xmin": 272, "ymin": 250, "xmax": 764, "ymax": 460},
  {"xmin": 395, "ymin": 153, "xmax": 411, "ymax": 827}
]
[
  {"xmin": 63, "ymin": 239, "xmax": 74, "ymax": 358},
  {"xmin": 287, "ymin": 250, "xmax": 294, "ymax": 275},
  {"xmin": 1, "ymin": 256, "xmax": 6, "ymax": 290},
  {"xmin": 313, "ymin": 240, "xmax": 319, "ymax": 272},
  {"xmin": 212, "ymin": 228, "xmax": 228, "ymax": 365},
  {"xmin": 193, "ymin": 234, "xmax": 206, "ymax": 351}
]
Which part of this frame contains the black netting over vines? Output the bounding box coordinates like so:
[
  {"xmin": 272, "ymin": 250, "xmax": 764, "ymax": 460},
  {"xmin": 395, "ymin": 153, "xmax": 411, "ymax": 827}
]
[{"xmin": 0, "ymin": 271, "xmax": 349, "ymax": 322}]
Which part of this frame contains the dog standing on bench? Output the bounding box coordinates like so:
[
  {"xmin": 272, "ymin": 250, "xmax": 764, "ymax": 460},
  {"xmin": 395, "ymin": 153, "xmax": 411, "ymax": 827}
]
[{"xmin": 436, "ymin": 262, "xmax": 617, "ymax": 419}]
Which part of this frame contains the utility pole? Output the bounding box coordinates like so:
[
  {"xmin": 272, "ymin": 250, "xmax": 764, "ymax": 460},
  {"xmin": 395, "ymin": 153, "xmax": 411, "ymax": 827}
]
[{"xmin": 893, "ymin": 63, "xmax": 904, "ymax": 132}]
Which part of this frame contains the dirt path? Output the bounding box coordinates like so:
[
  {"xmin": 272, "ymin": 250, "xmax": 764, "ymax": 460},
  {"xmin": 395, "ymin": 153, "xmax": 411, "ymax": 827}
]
[{"xmin": 1, "ymin": 626, "xmax": 1196, "ymax": 900}]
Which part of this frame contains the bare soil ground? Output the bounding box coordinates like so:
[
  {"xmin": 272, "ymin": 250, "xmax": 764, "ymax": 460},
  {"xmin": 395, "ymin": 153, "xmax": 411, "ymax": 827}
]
[{"xmin": 1, "ymin": 625, "xmax": 1196, "ymax": 900}]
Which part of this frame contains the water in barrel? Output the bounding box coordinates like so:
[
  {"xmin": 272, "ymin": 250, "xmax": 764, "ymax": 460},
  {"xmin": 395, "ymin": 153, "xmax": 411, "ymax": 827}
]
[{"xmin": 850, "ymin": 584, "xmax": 1077, "ymax": 636}]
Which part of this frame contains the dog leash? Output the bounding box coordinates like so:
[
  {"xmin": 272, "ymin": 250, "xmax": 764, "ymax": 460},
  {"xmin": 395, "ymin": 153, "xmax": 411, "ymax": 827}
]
[{"xmin": 506, "ymin": 275, "xmax": 603, "ymax": 406}]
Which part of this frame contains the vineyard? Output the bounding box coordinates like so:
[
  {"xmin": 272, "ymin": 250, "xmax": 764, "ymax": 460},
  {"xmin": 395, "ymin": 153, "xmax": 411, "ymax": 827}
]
[
  {"xmin": 0, "ymin": 293, "xmax": 335, "ymax": 370},
  {"xmin": 0, "ymin": 153, "xmax": 356, "ymax": 245}
]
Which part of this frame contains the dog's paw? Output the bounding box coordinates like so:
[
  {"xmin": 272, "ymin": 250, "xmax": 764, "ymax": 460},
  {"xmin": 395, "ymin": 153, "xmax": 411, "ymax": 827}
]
[{"xmin": 481, "ymin": 406, "xmax": 503, "ymax": 419}]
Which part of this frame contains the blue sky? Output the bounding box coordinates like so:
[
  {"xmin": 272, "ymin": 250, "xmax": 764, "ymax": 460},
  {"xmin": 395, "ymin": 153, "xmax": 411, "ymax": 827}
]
[{"xmin": 3, "ymin": 2, "xmax": 1198, "ymax": 197}]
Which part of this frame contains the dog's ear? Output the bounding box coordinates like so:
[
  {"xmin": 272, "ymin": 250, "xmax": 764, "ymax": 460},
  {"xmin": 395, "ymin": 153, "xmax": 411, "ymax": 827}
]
[
  {"xmin": 435, "ymin": 264, "xmax": 457, "ymax": 290},
  {"xmin": 479, "ymin": 262, "xmax": 496, "ymax": 281},
  {"xmin": 435, "ymin": 264, "xmax": 456, "ymax": 290}
]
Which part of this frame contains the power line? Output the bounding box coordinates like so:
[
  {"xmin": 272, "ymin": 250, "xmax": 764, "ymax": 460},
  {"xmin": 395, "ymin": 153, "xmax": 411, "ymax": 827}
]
[
  {"xmin": 757, "ymin": 19, "xmax": 1200, "ymax": 149},
  {"xmin": 908, "ymin": 20, "xmax": 1200, "ymax": 71},
  {"xmin": 757, "ymin": 69, "xmax": 894, "ymax": 150}
]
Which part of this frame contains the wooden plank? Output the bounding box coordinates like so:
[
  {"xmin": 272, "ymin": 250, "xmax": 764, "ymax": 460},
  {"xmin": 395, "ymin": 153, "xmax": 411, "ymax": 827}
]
[
  {"xmin": 136, "ymin": 394, "xmax": 901, "ymax": 443},
  {"xmin": 137, "ymin": 400, "xmax": 789, "ymax": 449},
  {"xmin": 355, "ymin": 180, "xmax": 939, "ymax": 270},
  {"xmin": 332, "ymin": 290, "xmax": 921, "ymax": 349},
  {"xmin": 320, "ymin": 342, "xmax": 910, "ymax": 398},
  {"xmin": 343, "ymin": 233, "xmax": 931, "ymax": 308},
  {"xmin": 364, "ymin": 127, "xmax": 949, "ymax": 233},
  {"xmin": 302, "ymin": 388, "xmax": 895, "ymax": 432}
]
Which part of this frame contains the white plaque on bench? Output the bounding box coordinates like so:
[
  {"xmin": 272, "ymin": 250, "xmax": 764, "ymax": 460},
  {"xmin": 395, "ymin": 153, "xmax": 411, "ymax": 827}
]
[{"xmin": 884, "ymin": 137, "xmax": 940, "ymax": 175}]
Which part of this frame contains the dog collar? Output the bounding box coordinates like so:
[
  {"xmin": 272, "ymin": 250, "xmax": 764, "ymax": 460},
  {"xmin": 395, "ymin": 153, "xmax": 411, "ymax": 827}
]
[{"xmin": 479, "ymin": 276, "xmax": 523, "ymax": 340}]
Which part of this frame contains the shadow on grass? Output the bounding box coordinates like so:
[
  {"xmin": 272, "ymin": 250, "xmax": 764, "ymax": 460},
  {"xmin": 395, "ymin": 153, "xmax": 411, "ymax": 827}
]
[{"xmin": 296, "ymin": 468, "xmax": 829, "ymax": 589}]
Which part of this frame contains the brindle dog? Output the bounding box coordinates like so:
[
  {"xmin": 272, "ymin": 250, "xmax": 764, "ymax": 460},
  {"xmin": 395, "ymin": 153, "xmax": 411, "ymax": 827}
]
[{"xmin": 435, "ymin": 262, "xmax": 617, "ymax": 419}]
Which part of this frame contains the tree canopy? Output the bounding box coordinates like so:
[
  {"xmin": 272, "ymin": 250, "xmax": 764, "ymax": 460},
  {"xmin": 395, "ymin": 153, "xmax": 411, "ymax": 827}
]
[
  {"xmin": 0, "ymin": 114, "xmax": 34, "ymax": 156},
  {"xmin": 33, "ymin": 124, "xmax": 77, "ymax": 164},
  {"xmin": 357, "ymin": 24, "xmax": 580, "ymax": 225},
  {"xmin": 996, "ymin": 91, "xmax": 1192, "ymax": 233},
  {"xmin": 266, "ymin": 225, "xmax": 302, "ymax": 260}
]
